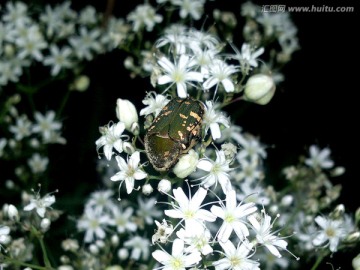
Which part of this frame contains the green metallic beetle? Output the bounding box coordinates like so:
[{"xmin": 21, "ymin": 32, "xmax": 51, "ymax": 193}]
[{"xmin": 144, "ymin": 97, "xmax": 205, "ymax": 172}]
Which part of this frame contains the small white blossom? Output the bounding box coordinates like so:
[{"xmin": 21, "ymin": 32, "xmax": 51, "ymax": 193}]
[
  {"xmin": 305, "ymin": 145, "xmax": 334, "ymax": 170},
  {"xmin": 32, "ymin": 111, "xmax": 62, "ymax": 142},
  {"xmin": 312, "ymin": 215, "xmax": 346, "ymax": 252},
  {"xmin": 77, "ymin": 207, "xmax": 111, "ymax": 243},
  {"xmin": 210, "ymin": 189, "xmax": 257, "ymax": 242},
  {"xmin": 203, "ymin": 59, "xmax": 239, "ymax": 93},
  {"xmin": 95, "ymin": 122, "xmax": 127, "ymax": 160},
  {"xmin": 127, "ymin": 4, "xmax": 163, "ymax": 32},
  {"xmin": 110, "ymin": 206, "xmax": 137, "ymax": 233},
  {"xmin": 164, "ymin": 187, "xmax": 216, "ymax": 230},
  {"xmin": 157, "ymin": 54, "xmax": 203, "ymax": 98},
  {"xmin": 234, "ymin": 133, "xmax": 267, "ymax": 162},
  {"xmin": 0, "ymin": 226, "xmax": 11, "ymax": 246},
  {"xmin": 152, "ymin": 219, "xmax": 174, "ymax": 244},
  {"xmin": 140, "ymin": 91, "xmax": 170, "ymax": 117},
  {"xmin": 27, "ymin": 153, "xmax": 49, "ymax": 174},
  {"xmin": 196, "ymin": 150, "xmax": 232, "ymax": 194},
  {"xmin": 230, "ymin": 43, "xmax": 264, "ymax": 75},
  {"xmin": 23, "ymin": 193, "xmax": 56, "ymax": 218},
  {"xmin": 85, "ymin": 190, "xmax": 116, "ymax": 213},
  {"xmin": 124, "ymin": 235, "xmax": 150, "ymax": 260},
  {"xmin": 248, "ymin": 210, "xmax": 288, "ymax": 258},
  {"xmin": 158, "ymin": 179, "xmax": 172, "ymax": 194},
  {"xmin": 172, "ymin": 0, "xmax": 205, "ymax": 20},
  {"xmin": 110, "ymin": 151, "xmax": 147, "ymax": 194},
  {"xmin": 212, "ymin": 240, "xmax": 260, "ymax": 270},
  {"xmin": 203, "ymin": 101, "xmax": 230, "ymax": 140},
  {"xmin": 136, "ymin": 197, "xmax": 162, "ymax": 225},
  {"xmin": 9, "ymin": 115, "xmax": 32, "ymax": 140},
  {"xmin": 152, "ymin": 238, "xmax": 202, "ymax": 269},
  {"xmin": 43, "ymin": 45, "xmax": 73, "ymax": 76},
  {"xmin": 176, "ymin": 227, "xmax": 213, "ymax": 255}
]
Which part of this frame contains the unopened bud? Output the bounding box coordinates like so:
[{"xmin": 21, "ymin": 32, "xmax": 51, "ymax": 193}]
[
  {"xmin": 118, "ymin": 248, "xmax": 129, "ymax": 260},
  {"xmin": 131, "ymin": 122, "xmax": 140, "ymax": 136},
  {"xmin": 116, "ymin": 98, "xmax": 138, "ymax": 132},
  {"xmin": 345, "ymin": 231, "xmax": 360, "ymax": 244},
  {"xmin": 40, "ymin": 218, "xmax": 51, "ymax": 231},
  {"xmin": 173, "ymin": 149, "xmax": 199, "ymax": 178},
  {"xmin": 8, "ymin": 204, "xmax": 19, "ymax": 222},
  {"xmin": 142, "ymin": 184, "xmax": 153, "ymax": 195},
  {"xmin": 244, "ymin": 74, "xmax": 276, "ymax": 105},
  {"xmin": 72, "ymin": 75, "xmax": 90, "ymax": 92},
  {"xmin": 105, "ymin": 266, "xmax": 123, "ymax": 270},
  {"xmin": 158, "ymin": 179, "xmax": 171, "ymax": 194},
  {"xmin": 111, "ymin": 235, "xmax": 120, "ymax": 246},
  {"xmin": 123, "ymin": 142, "xmax": 135, "ymax": 154},
  {"xmin": 353, "ymin": 253, "xmax": 360, "ymax": 270},
  {"xmin": 89, "ymin": 244, "xmax": 99, "ymax": 254},
  {"xmin": 331, "ymin": 204, "xmax": 345, "ymax": 219},
  {"xmin": 330, "ymin": 166, "xmax": 346, "ymax": 177}
]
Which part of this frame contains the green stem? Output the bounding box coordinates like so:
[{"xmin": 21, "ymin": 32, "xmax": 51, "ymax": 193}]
[
  {"xmin": 38, "ymin": 234, "xmax": 52, "ymax": 268},
  {"xmin": 2, "ymin": 255, "xmax": 55, "ymax": 270},
  {"xmin": 57, "ymin": 90, "xmax": 71, "ymax": 118},
  {"xmin": 310, "ymin": 254, "xmax": 325, "ymax": 270}
]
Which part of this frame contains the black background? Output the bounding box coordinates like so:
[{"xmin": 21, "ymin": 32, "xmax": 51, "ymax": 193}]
[{"xmin": 2, "ymin": 0, "xmax": 358, "ymax": 269}]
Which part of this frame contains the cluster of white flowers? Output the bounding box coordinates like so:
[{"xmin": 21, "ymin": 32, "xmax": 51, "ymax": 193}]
[{"xmin": 1, "ymin": 1, "xmax": 359, "ymax": 270}]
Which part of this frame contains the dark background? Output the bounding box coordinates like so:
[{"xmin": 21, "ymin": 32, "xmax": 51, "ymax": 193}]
[{"xmin": 2, "ymin": 0, "xmax": 358, "ymax": 269}]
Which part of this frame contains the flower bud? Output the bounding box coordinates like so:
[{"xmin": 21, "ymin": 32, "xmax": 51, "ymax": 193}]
[
  {"xmin": 244, "ymin": 74, "xmax": 276, "ymax": 105},
  {"xmin": 142, "ymin": 184, "xmax": 153, "ymax": 195},
  {"xmin": 118, "ymin": 248, "xmax": 129, "ymax": 260},
  {"xmin": 158, "ymin": 179, "xmax": 171, "ymax": 194},
  {"xmin": 116, "ymin": 98, "xmax": 139, "ymax": 132},
  {"xmin": 8, "ymin": 204, "xmax": 19, "ymax": 222},
  {"xmin": 72, "ymin": 75, "xmax": 90, "ymax": 92},
  {"xmin": 89, "ymin": 244, "xmax": 99, "ymax": 254},
  {"xmin": 40, "ymin": 218, "xmax": 51, "ymax": 232},
  {"xmin": 123, "ymin": 142, "xmax": 135, "ymax": 154},
  {"xmin": 345, "ymin": 231, "xmax": 360, "ymax": 244},
  {"xmin": 58, "ymin": 266, "xmax": 74, "ymax": 270},
  {"xmin": 353, "ymin": 253, "xmax": 360, "ymax": 270},
  {"xmin": 111, "ymin": 235, "xmax": 120, "ymax": 246},
  {"xmin": 280, "ymin": 195, "xmax": 293, "ymax": 207},
  {"xmin": 173, "ymin": 150, "xmax": 199, "ymax": 178},
  {"xmin": 105, "ymin": 266, "xmax": 123, "ymax": 270}
]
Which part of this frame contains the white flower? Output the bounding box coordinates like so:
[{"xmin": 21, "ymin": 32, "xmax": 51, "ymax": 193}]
[
  {"xmin": 127, "ymin": 4, "xmax": 163, "ymax": 32},
  {"xmin": 234, "ymin": 133, "xmax": 267, "ymax": 162},
  {"xmin": 213, "ymin": 240, "xmax": 260, "ymax": 270},
  {"xmin": 16, "ymin": 26, "xmax": 47, "ymax": 61},
  {"xmin": 152, "ymin": 219, "xmax": 174, "ymax": 244},
  {"xmin": 152, "ymin": 238, "xmax": 202, "ymax": 269},
  {"xmin": 176, "ymin": 227, "xmax": 213, "ymax": 255},
  {"xmin": 236, "ymin": 180, "xmax": 270, "ymax": 206},
  {"xmin": 157, "ymin": 54, "xmax": 203, "ymax": 98},
  {"xmin": 140, "ymin": 91, "xmax": 170, "ymax": 117},
  {"xmin": 173, "ymin": 149, "xmax": 199, "ymax": 178},
  {"xmin": 95, "ymin": 122, "xmax": 127, "ymax": 160},
  {"xmin": 27, "ymin": 153, "xmax": 49, "ymax": 174},
  {"xmin": 305, "ymin": 145, "xmax": 334, "ymax": 170},
  {"xmin": 32, "ymin": 110, "xmax": 62, "ymax": 142},
  {"xmin": 43, "ymin": 45, "xmax": 73, "ymax": 76},
  {"xmin": 110, "ymin": 206, "xmax": 137, "ymax": 233},
  {"xmin": 230, "ymin": 43, "xmax": 264, "ymax": 74},
  {"xmin": 136, "ymin": 196, "xmax": 162, "ymax": 225},
  {"xmin": 202, "ymin": 101, "xmax": 230, "ymax": 140},
  {"xmin": 196, "ymin": 150, "xmax": 232, "ymax": 194},
  {"xmin": 164, "ymin": 187, "xmax": 216, "ymax": 230},
  {"xmin": 155, "ymin": 24, "xmax": 188, "ymax": 55},
  {"xmin": 23, "ymin": 193, "xmax": 56, "ymax": 218},
  {"xmin": 210, "ymin": 189, "xmax": 257, "ymax": 242},
  {"xmin": 0, "ymin": 226, "xmax": 11, "ymax": 246},
  {"xmin": 203, "ymin": 59, "xmax": 239, "ymax": 93},
  {"xmin": 235, "ymin": 158, "xmax": 263, "ymax": 183},
  {"xmin": 312, "ymin": 215, "xmax": 346, "ymax": 252},
  {"xmin": 124, "ymin": 236, "xmax": 150, "ymax": 260},
  {"xmin": 110, "ymin": 151, "xmax": 147, "ymax": 194},
  {"xmin": 9, "ymin": 115, "xmax": 32, "ymax": 140},
  {"xmin": 115, "ymin": 98, "xmax": 138, "ymax": 131},
  {"xmin": 3, "ymin": 2, "xmax": 30, "ymax": 26},
  {"xmin": 85, "ymin": 190, "xmax": 116, "ymax": 213},
  {"xmin": 248, "ymin": 210, "xmax": 288, "ymax": 258},
  {"xmin": 69, "ymin": 27, "xmax": 102, "ymax": 61},
  {"xmin": 77, "ymin": 207, "xmax": 111, "ymax": 243},
  {"xmin": 172, "ymin": 0, "xmax": 205, "ymax": 20}
]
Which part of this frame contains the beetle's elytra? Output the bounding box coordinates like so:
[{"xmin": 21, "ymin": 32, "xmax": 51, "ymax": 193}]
[{"xmin": 144, "ymin": 97, "xmax": 204, "ymax": 172}]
